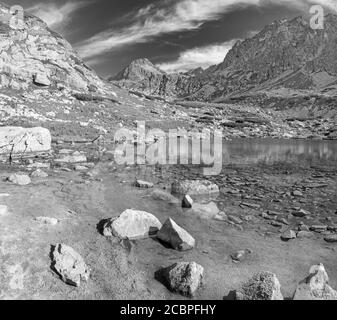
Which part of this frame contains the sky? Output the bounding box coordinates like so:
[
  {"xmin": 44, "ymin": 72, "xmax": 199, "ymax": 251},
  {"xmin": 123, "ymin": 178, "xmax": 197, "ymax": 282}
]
[{"xmin": 8, "ymin": 0, "xmax": 337, "ymax": 77}]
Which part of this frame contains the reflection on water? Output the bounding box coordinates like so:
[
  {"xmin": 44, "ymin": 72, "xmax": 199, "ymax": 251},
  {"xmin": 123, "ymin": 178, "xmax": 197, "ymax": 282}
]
[
  {"xmin": 143, "ymin": 138, "xmax": 337, "ymax": 170},
  {"xmin": 224, "ymin": 139, "xmax": 337, "ymax": 167}
]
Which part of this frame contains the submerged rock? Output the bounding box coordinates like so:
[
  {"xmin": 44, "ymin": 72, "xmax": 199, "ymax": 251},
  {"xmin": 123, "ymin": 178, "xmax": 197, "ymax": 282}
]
[
  {"xmin": 103, "ymin": 209, "xmax": 162, "ymax": 240},
  {"xmin": 293, "ymin": 264, "xmax": 337, "ymax": 300},
  {"xmin": 157, "ymin": 218, "xmax": 195, "ymax": 251},
  {"xmin": 156, "ymin": 262, "xmax": 204, "ymax": 297},
  {"xmin": 135, "ymin": 180, "xmax": 154, "ymax": 188},
  {"xmin": 51, "ymin": 244, "xmax": 90, "ymax": 287},
  {"xmin": 189, "ymin": 202, "xmax": 219, "ymax": 219},
  {"xmin": 152, "ymin": 189, "xmax": 179, "ymax": 204},
  {"xmin": 172, "ymin": 180, "xmax": 219, "ymax": 195},
  {"xmin": 8, "ymin": 173, "xmax": 31, "ymax": 186},
  {"xmin": 236, "ymin": 272, "xmax": 283, "ymax": 300}
]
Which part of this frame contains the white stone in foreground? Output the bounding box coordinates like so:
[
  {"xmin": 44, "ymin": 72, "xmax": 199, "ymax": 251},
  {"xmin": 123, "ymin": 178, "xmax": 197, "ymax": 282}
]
[
  {"xmin": 103, "ymin": 209, "xmax": 162, "ymax": 240},
  {"xmin": 0, "ymin": 127, "xmax": 51, "ymax": 154}
]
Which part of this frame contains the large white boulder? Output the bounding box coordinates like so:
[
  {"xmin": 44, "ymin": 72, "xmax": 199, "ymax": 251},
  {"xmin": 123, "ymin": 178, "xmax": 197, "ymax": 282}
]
[
  {"xmin": 0, "ymin": 127, "xmax": 51, "ymax": 155},
  {"xmin": 103, "ymin": 209, "xmax": 162, "ymax": 240}
]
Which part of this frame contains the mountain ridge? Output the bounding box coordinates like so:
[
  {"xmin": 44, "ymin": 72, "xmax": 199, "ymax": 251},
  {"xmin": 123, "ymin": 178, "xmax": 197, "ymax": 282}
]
[{"xmin": 112, "ymin": 14, "xmax": 337, "ymax": 101}]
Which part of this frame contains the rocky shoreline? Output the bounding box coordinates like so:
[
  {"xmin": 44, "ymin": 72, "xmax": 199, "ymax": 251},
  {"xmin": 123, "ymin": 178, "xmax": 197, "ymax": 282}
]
[{"xmin": 0, "ymin": 119, "xmax": 337, "ymax": 299}]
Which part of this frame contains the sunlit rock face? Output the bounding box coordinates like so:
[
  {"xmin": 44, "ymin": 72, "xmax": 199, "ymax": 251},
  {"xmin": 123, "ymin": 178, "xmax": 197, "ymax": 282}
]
[
  {"xmin": 110, "ymin": 58, "xmax": 192, "ymax": 99},
  {"xmin": 0, "ymin": 3, "xmax": 106, "ymax": 92}
]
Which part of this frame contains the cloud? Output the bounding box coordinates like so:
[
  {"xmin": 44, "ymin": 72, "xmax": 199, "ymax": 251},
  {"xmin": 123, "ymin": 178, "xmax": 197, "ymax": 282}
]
[
  {"xmin": 76, "ymin": 0, "xmax": 337, "ymax": 59},
  {"xmin": 157, "ymin": 40, "xmax": 237, "ymax": 73},
  {"xmin": 26, "ymin": 1, "xmax": 89, "ymax": 30}
]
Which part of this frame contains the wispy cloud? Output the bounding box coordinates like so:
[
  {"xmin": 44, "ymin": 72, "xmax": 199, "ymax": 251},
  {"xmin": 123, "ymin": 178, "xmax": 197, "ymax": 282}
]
[
  {"xmin": 26, "ymin": 1, "xmax": 90, "ymax": 30},
  {"xmin": 76, "ymin": 0, "xmax": 337, "ymax": 60},
  {"xmin": 157, "ymin": 40, "xmax": 237, "ymax": 73}
]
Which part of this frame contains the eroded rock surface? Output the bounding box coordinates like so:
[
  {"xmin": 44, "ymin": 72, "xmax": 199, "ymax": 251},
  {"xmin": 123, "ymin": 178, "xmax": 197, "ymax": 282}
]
[
  {"xmin": 51, "ymin": 244, "xmax": 90, "ymax": 287},
  {"xmin": 235, "ymin": 272, "xmax": 283, "ymax": 300},
  {"xmin": 293, "ymin": 264, "xmax": 337, "ymax": 300},
  {"xmin": 156, "ymin": 262, "xmax": 204, "ymax": 297}
]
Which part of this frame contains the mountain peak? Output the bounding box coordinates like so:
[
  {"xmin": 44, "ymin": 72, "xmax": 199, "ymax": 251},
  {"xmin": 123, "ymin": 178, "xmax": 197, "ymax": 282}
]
[{"xmin": 112, "ymin": 58, "xmax": 165, "ymax": 82}]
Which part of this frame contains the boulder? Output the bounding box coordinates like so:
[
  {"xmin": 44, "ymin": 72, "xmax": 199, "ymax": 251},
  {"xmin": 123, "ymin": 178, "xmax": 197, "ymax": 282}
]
[
  {"xmin": 182, "ymin": 195, "xmax": 193, "ymax": 208},
  {"xmin": 236, "ymin": 272, "xmax": 283, "ymax": 300},
  {"xmin": 8, "ymin": 173, "xmax": 31, "ymax": 186},
  {"xmin": 34, "ymin": 73, "xmax": 51, "ymax": 86},
  {"xmin": 293, "ymin": 264, "xmax": 337, "ymax": 300},
  {"xmin": 51, "ymin": 244, "xmax": 90, "ymax": 287},
  {"xmin": 281, "ymin": 230, "xmax": 297, "ymax": 241},
  {"xmin": 190, "ymin": 202, "xmax": 219, "ymax": 219},
  {"xmin": 103, "ymin": 209, "xmax": 162, "ymax": 240},
  {"xmin": 0, "ymin": 127, "xmax": 51, "ymax": 155},
  {"xmin": 157, "ymin": 218, "xmax": 195, "ymax": 251},
  {"xmin": 172, "ymin": 180, "xmax": 219, "ymax": 195},
  {"xmin": 156, "ymin": 262, "xmax": 204, "ymax": 297},
  {"xmin": 324, "ymin": 235, "xmax": 337, "ymax": 243}
]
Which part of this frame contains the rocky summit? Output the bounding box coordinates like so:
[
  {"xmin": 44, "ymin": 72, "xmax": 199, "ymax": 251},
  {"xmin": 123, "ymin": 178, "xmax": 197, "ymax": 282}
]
[
  {"xmin": 0, "ymin": 3, "xmax": 106, "ymax": 92},
  {"xmin": 114, "ymin": 15, "xmax": 337, "ymax": 102},
  {"xmin": 110, "ymin": 58, "xmax": 190, "ymax": 99}
]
